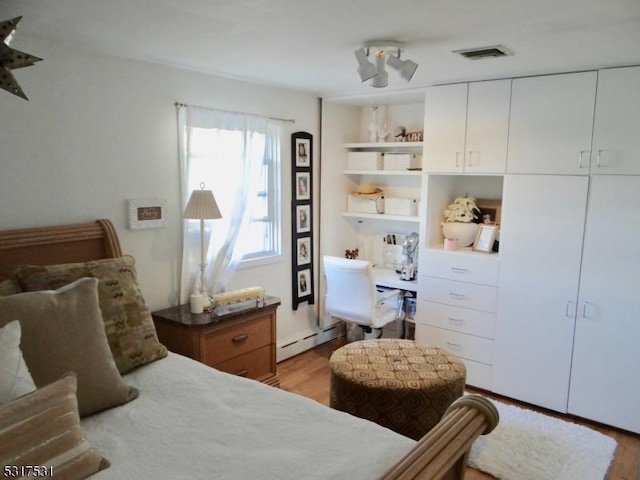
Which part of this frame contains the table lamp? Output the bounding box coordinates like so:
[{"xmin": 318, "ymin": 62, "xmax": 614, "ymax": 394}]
[{"xmin": 183, "ymin": 182, "xmax": 222, "ymax": 312}]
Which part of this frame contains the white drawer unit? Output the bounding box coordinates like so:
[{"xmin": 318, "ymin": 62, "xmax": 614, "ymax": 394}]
[
  {"xmin": 416, "ymin": 247, "xmax": 500, "ymax": 391},
  {"xmin": 420, "ymin": 276, "xmax": 498, "ymax": 313},
  {"xmin": 416, "ymin": 324, "xmax": 494, "ymax": 389},
  {"xmin": 417, "ymin": 300, "xmax": 496, "ymax": 339},
  {"xmin": 422, "ymin": 249, "xmax": 499, "ymax": 286}
]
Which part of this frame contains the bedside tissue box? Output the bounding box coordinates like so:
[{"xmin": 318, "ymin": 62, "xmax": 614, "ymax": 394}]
[
  {"xmin": 383, "ymin": 153, "xmax": 421, "ymax": 171},
  {"xmin": 384, "ymin": 197, "xmax": 418, "ymax": 216},
  {"xmin": 347, "ymin": 194, "xmax": 385, "ymax": 214},
  {"xmin": 347, "ymin": 152, "xmax": 383, "ymax": 170}
]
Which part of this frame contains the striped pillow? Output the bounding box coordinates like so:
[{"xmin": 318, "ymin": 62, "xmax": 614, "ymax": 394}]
[{"xmin": 0, "ymin": 373, "xmax": 110, "ymax": 479}]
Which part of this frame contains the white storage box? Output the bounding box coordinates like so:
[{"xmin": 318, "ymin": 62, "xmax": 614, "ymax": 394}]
[
  {"xmin": 384, "ymin": 197, "xmax": 418, "ymax": 216},
  {"xmin": 347, "ymin": 152, "xmax": 383, "ymax": 170},
  {"xmin": 383, "ymin": 153, "xmax": 421, "ymax": 171},
  {"xmin": 347, "ymin": 194, "xmax": 385, "ymax": 214}
]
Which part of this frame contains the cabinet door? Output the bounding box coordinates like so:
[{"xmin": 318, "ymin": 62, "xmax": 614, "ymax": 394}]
[
  {"xmin": 493, "ymin": 175, "xmax": 588, "ymax": 412},
  {"xmin": 590, "ymin": 66, "xmax": 640, "ymax": 175},
  {"xmin": 423, "ymin": 83, "xmax": 467, "ymax": 173},
  {"xmin": 507, "ymin": 72, "xmax": 596, "ymax": 175},
  {"xmin": 465, "ymin": 79, "xmax": 511, "ymax": 174},
  {"xmin": 568, "ymin": 176, "xmax": 640, "ymax": 434}
]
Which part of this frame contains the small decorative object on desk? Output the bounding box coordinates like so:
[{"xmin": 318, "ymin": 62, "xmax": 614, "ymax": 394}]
[
  {"xmin": 442, "ymin": 196, "xmax": 481, "ymax": 247},
  {"xmin": 211, "ymin": 286, "xmax": 265, "ymax": 315},
  {"xmin": 345, "ymin": 248, "xmax": 359, "ymax": 259}
]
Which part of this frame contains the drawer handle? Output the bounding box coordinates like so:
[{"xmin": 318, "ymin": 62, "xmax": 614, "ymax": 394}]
[
  {"xmin": 446, "ymin": 341, "xmax": 462, "ymax": 351},
  {"xmin": 449, "ymin": 292, "xmax": 465, "ymax": 300},
  {"xmin": 236, "ymin": 369, "xmax": 249, "ymax": 377},
  {"xmin": 448, "ymin": 317, "xmax": 464, "ymax": 324},
  {"xmin": 450, "ymin": 267, "xmax": 468, "ymax": 274},
  {"xmin": 232, "ymin": 334, "xmax": 249, "ymax": 344}
]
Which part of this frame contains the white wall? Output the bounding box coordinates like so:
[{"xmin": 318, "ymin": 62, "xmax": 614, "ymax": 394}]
[{"xmin": 0, "ymin": 37, "xmax": 323, "ymax": 351}]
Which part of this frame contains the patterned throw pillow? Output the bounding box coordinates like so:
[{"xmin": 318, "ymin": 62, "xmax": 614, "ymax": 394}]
[
  {"xmin": 15, "ymin": 255, "xmax": 167, "ymax": 374},
  {"xmin": 0, "ymin": 373, "xmax": 110, "ymax": 479},
  {"xmin": 0, "ymin": 320, "xmax": 36, "ymax": 404}
]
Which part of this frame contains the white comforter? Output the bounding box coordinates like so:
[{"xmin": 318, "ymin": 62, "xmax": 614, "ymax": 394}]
[{"xmin": 82, "ymin": 353, "xmax": 415, "ymax": 480}]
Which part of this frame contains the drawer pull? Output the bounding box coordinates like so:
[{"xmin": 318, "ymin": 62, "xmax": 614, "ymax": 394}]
[
  {"xmin": 232, "ymin": 334, "xmax": 249, "ymax": 344},
  {"xmin": 446, "ymin": 341, "xmax": 462, "ymax": 351},
  {"xmin": 448, "ymin": 317, "xmax": 464, "ymax": 324},
  {"xmin": 236, "ymin": 369, "xmax": 249, "ymax": 377},
  {"xmin": 449, "ymin": 292, "xmax": 466, "ymax": 300},
  {"xmin": 450, "ymin": 267, "xmax": 468, "ymax": 274}
]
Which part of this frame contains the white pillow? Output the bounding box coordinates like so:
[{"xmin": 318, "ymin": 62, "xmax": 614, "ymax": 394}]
[{"xmin": 0, "ymin": 320, "xmax": 36, "ymax": 403}]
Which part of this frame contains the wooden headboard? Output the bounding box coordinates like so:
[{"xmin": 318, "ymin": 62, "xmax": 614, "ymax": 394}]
[{"xmin": 0, "ymin": 219, "xmax": 122, "ymax": 282}]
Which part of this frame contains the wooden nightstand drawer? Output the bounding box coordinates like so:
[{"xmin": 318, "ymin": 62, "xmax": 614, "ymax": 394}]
[
  {"xmin": 214, "ymin": 345, "xmax": 272, "ymax": 380},
  {"xmin": 203, "ymin": 314, "xmax": 271, "ymax": 366}
]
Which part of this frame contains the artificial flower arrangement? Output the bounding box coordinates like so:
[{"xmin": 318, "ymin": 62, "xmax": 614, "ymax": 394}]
[{"xmin": 442, "ymin": 196, "xmax": 481, "ymax": 224}]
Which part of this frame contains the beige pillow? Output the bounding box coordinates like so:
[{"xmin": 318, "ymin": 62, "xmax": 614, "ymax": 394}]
[
  {"xmin": 0, "ymin": 278, "xmax": 21, "ymax": 296},
  {"xmin": 0, "ymin": 320, "xmax": 36, "ymax": 404},
  {"xmin": 0, "ymin": 277, "xmax": 138, "ymax": 417},
  {"xmin": 0, "ymin": 373, "xmax": 110, "ymax": 479},
  {"xmin": 15, "ymin": 255, "xmax": 167, "ymax": 373}
]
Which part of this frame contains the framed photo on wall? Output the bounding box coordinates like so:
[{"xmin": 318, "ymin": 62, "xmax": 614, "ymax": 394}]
[
  {"xmin": 296, "ymin": 172, "xmax": 310, "ymax": 200},
  {"xmin": 296, "ymin": 205, "xmax": 311, "ymax": 233},
  {"xmin": 297, "ymin": 237, "xmax": 311, "ymax": 265},
  {"xmin": 291, "ymin": 131, "xmax": 314, "ymax": 310},
  {"xmin": 295, "ymin": 138, "xmax": 310, "ymax": 167},
  {"xmin": 297, "ymin": 269, "xmax": 311, "ymax": 297}
]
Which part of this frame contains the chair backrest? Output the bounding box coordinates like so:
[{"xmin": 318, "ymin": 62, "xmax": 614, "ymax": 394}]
[{"xmin": 323, "ymin": 255, "xmax": 377, "ymax": 326}]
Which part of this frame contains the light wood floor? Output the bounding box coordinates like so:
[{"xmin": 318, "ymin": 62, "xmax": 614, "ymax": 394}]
[{"xmin": 278, "ymin": 337, "xmax": 640, "ymax": 480}]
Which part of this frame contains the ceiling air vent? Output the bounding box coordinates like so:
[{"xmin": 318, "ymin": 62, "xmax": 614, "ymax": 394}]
[{"xmin": 454, "ymin": 45, "xmax": 512, "ymax": 60}]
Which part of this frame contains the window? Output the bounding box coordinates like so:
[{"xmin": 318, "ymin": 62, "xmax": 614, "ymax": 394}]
[{"xmin": 187, "ymin": 123, "xmax": 282, "ymax": 263}]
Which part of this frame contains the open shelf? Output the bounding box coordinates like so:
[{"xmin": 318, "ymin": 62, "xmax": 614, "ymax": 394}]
[
  {"xmin": 343, "ymin": 169, "xmax": 422, "ymax": 176},
  {"xmin": 342, "ymin": 212, "xmax": 420, "ymax": 223}
]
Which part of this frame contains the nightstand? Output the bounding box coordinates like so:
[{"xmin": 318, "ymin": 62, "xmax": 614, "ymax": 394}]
[{"xmin": 152, "ymin": 296, "xmax": 280, "ymax": 387}]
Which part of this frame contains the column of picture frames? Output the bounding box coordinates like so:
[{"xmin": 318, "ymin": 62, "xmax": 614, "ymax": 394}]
[{"xmin": 291, "ymin": 131, "xmax": 314, "ymax": 310}]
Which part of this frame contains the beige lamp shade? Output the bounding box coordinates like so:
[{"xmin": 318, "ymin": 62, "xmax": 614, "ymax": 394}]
[{"xmin": 183, "ymin": 183, "xmax": 222, "ymax": 220}]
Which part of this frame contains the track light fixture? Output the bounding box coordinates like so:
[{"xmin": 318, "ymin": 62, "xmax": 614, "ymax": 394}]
[{"xmin": 354, "ymin": 40, "xmax": 418, "ymax": 88}]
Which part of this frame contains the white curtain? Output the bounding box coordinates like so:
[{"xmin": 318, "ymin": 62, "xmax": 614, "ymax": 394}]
[{"xmin": 177, "ymin": 105, "xmax": 268, "ymax": 304}]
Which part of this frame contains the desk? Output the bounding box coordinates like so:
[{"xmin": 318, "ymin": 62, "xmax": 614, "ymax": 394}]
[{"xmin": 373, "ymin": 267, "xmax": 417, "ymax": 292}]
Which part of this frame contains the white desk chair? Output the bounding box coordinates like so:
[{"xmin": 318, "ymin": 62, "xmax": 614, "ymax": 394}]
[{"xmin": 323, "ymin": 255, "xmax": 404, "ymax": 340}]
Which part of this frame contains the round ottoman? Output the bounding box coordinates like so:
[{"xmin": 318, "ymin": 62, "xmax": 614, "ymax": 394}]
[{"xmin": 329, "ymin": 339, "xmax": 466, "ymax": 440}]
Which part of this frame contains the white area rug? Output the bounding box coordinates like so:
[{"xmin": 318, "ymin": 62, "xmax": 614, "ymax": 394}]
[{"xmin": 468, "ymin": 398, "xmax": 617, "ymax": 480}]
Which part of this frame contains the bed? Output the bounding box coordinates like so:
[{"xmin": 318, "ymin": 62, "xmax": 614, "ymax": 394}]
[{"xmin": 0, "ymin": 219, "xmax": 498, "ymax": 480}]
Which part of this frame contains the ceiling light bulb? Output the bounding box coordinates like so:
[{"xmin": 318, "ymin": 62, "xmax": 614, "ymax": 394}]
[
  {"xmin": 354, "ymin": 48, "xmax": 378, "ymax": 82},
  {"xmin": 370, "ymin": 55, "xmax": 388, "ymax": 88},
  {"xmin": 387, "ymin": 54, "xmax": 419, "ymax": 82}
]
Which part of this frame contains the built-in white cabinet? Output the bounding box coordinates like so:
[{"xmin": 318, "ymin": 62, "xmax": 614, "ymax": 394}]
[
  {"xmin": 507, "ymin": 71, "xmax": 597, "ymax": 175},
  {"xmin": 492, "ymin": 175, "xmax": 588, "ymax": 412},
  {"xmin": 568, "ymin": 176, "xmax": 640, "ymax": 433},
  {"xmin": 423, "ymin": 80, "xmax": 511, "ymax": 174},
  {"xmin": 590, "ymin": 66, "xmax": 640, "ymax": 174}
]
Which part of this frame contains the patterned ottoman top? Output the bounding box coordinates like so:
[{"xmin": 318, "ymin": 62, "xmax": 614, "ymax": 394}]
[{"xmin": 330, "ymin": 339, "xmax": 466, "ymax": 390}]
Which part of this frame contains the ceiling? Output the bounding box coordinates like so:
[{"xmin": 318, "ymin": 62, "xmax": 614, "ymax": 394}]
[{"xmin": 3, "ymin": 0, "xmax": 640, "ymax": 103}]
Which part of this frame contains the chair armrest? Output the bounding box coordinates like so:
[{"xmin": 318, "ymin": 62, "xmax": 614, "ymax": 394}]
[
  {"xmin": 380, "ymin": 395, "xmax": 499, "ymax": 480},
  {"xmin": 376, "ymin": 289, "xmax": 402, "ymax": 306}
]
